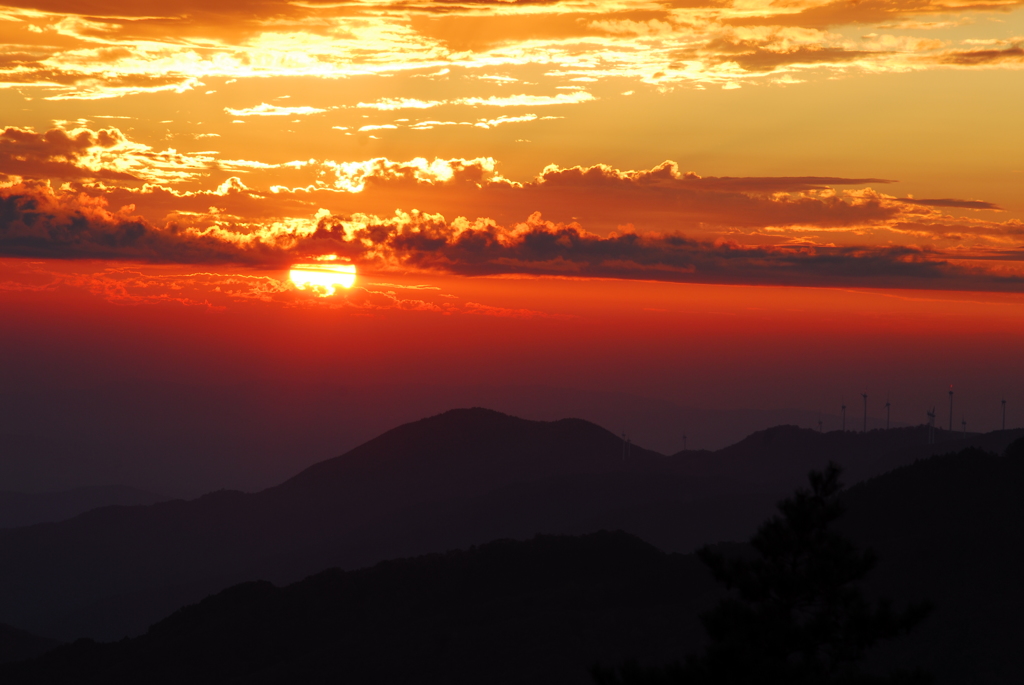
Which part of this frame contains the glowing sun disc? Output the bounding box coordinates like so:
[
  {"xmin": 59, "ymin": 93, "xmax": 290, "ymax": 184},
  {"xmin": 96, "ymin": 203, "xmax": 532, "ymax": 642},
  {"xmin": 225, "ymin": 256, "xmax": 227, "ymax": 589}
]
[{"xmin": 290, "ymin": 262, "xmax": 356, "ymax": 296}]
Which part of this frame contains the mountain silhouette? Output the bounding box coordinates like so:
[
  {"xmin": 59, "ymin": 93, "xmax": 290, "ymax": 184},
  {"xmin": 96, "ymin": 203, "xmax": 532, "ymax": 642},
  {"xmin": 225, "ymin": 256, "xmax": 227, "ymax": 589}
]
[
  {"xmin": 0, "ymin": 409, "xmax": 1019, "ymax": 642},
  {"xmin": 1, "ymin": 531, "xmax": 720, "ymax": 685},
  {"xmin": 5, "ymin": 439, "xmax": 1024, "ymax": 684},
  {"xmin": 0, "ymin": 486, "xmax": 166, "ymax": 529}
]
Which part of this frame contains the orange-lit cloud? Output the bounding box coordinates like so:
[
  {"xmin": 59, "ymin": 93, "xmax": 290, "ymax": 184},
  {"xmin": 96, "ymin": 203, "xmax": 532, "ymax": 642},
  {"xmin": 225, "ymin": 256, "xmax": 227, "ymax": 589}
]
[
  {"xmin": 4, "ymin": 119, "xmax": 1018, "ymax": 259},
  {"xmin": 1, "ymin": 125, "xmax": 213, "ymax": 185},
  {"xmin": 0, "ymin": 126, "xmax": 136, "ymax": 181},
  {"xmin": 3, "ymin": 122, "xmax": 1013, "ymax": 240},
  {"xmin": 3, "ymin": 181, "xmax": 1023, "ymax": 292},
  {"xmin": 225, "ymin": 103, "xmax": 330, "ymax": 117},
  {"xmin": 0, "ymin": 0, "xmax": 1020, "ymax": 102}
]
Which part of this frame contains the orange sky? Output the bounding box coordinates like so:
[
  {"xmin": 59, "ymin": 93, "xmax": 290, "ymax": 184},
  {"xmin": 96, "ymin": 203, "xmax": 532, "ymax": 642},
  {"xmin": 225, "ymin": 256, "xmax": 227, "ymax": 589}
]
[{"xmin": 1, "ymin": 0, "xmax": 1023, "ymax": 489}]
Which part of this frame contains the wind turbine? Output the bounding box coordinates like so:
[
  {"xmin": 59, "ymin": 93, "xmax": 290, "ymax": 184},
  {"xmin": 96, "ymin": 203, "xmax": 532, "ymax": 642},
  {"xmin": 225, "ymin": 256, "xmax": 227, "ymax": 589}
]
[
  {"xmin": 862, "ymin": 393, "xmax": 868, "ymax": 432},
  {"xmin": 926, "ymin": 407, "xmax": 936, "ymax": 444},
  {"xmin": 884, "ymin": 395, "xmax": 891, "ymax": 430},
  {"xmin": 948, "ymin": 385, "xmax": 954, "ymax": 433},
  {"xmin": 962, "ymin": 416, "xmax": 967, "ymax": 439}
]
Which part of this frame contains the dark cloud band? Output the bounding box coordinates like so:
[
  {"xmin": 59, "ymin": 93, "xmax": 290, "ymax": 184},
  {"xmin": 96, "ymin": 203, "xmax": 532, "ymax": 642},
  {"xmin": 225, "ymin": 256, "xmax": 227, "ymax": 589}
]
[{"xmin": 3, "ymin": 183, "xmax": 1022, "ymax": 293}]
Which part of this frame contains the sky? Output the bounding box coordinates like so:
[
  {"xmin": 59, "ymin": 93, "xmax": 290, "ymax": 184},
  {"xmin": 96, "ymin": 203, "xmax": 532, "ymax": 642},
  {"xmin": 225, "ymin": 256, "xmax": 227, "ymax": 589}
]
[{"xmin": 1, "ymin": 0, "xmax": 1023, "ymax": 493}]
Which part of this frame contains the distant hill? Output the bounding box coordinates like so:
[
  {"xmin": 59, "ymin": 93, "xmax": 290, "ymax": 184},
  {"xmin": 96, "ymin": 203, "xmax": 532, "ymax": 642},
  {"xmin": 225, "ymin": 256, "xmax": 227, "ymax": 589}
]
[
  {"xmin": 5, "ymin": 439, "xmax": 1024, "ymax": 684},
  {"xmin": 0, "ymin": 408, "xmax": 1020, "ymax": 642},
  {"xmin": 0, "ymin": 486, "xmax": 167, "ymax": 529},
  {"xmin": 0, "ymin": 623, "xmax": 60, "ymax": 666},
  {"xmin": 673, "ymin": 423, "xmax": 1024, "ymax": 484}
]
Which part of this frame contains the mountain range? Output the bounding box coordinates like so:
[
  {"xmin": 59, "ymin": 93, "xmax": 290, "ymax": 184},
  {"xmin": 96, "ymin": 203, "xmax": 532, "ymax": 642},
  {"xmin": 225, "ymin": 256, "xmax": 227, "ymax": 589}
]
[
  {"xmin": 0, "ymin": 381, "xmax": 921, "ymax": 496},
  {"xmin": 0, "ymin": 409, "xmax": 1020, "ymax": 662},
  {"xmin": 3, "ymin": 436, "xmax": 1023, "ymax": 683}
]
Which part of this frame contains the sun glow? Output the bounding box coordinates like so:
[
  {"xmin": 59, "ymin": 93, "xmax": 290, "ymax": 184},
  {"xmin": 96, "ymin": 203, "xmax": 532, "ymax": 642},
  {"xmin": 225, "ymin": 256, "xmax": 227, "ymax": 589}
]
[{"xmin": 290, "ymin": 260, "xmax": 357, "ymax": 296}]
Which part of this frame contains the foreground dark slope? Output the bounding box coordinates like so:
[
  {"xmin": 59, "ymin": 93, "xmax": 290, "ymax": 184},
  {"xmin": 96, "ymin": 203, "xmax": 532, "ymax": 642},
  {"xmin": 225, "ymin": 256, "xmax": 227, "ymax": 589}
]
[
  {"xmin": 2, "ymin": 532, "xmax": 722, "ymax": 685},
  {"xmin": 0, "ymin": 408, "xmax": 1020, "ymax": 642},
  {"xmin": 6, "ymin": 440, "xmax": 1024, "ymax": 684},
  {"xmin": 0, "ymin": 624, "xmax": 59, "ymax": 665},
  {"xmin": 841, "ymin": 440, "xmax": 1024, "ymax": 684}
]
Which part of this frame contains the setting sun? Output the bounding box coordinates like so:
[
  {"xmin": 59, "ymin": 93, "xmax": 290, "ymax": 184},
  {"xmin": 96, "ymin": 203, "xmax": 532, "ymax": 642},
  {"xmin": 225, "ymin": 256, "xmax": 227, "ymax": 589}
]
[{"xmin": 289, "ymin": 261, "xmax": 357, "ymax": 296}]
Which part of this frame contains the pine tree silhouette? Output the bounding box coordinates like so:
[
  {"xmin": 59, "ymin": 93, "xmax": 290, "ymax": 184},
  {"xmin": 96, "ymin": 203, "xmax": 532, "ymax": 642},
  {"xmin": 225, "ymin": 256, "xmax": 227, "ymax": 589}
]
[{"xmin": 595, "ymin": 463, "xmax": 931, "ymax": 685}]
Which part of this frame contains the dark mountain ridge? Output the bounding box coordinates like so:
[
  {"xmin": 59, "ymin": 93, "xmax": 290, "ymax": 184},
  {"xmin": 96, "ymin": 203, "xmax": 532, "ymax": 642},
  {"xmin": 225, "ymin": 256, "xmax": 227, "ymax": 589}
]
[
  {"xmin": 261, "ymin": 409, "xmax": 673, "ymax": 529},
  {"xmin": 0, "ymin": 408, "xmax": 1020, "ymax": 642}
]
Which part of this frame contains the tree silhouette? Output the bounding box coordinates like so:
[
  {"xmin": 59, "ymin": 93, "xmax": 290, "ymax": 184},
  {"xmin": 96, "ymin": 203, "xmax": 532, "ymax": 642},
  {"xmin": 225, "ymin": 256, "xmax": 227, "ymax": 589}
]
[{"xmin": 595, "ymin": 463, "xmax": 931, "ymax": 685}]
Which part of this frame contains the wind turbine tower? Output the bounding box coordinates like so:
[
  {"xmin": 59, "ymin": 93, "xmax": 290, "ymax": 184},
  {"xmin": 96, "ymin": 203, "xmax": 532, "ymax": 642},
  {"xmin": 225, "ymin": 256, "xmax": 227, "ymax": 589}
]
[
  {"xmin": 862, "ymin": 393, "xmax": 868, "ymax": 432},
  {"xmin": 926, "ymin": 407, "xmax": 936, "ymax": 444},
  {"xmin": 948, "ymin": 386, "xmax": 954, "ymax": 433},
  {"xmin": 884, "ymin": 396, "xmax": 891, "ymax": 430},
  {"xmin": 962, "ymin": 417, "xmax": 967, "ymax": 438}
]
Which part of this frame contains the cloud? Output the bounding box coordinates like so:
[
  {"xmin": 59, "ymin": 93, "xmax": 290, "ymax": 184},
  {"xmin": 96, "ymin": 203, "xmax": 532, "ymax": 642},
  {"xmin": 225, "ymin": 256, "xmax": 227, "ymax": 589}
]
[
  {"xmin": 2, "ymin": 0, "xmax": 1022, "ymax": 100},
  {"xmin": 315, "ymin": 156, "xmax": 513, "ymax": 193},
  {"xmin": 356, "ymin": 98, "xmax": 443, "ymax": 110},
  {"xmin": 317, "ymin": 156, "xmax": 894, "ymax": 196},
  {"xmin": 462, "ymin": 301, "xmax": 572, "ymax": 319},
  {"xmin": 709, "ymin": 45, "xmax": 875, "ymax": 72},
  {"xmin": 299, "ymin": 158, "xmax": 903, "ymax": 234},
  {"xmin": 353, "ymin": 92, "xmax": 594, "ymax": 111},
  {"xmin": 531, "ymin": 161, "xmax": 895, "ymax": 193},
  {"xmin": 937, "ymin": 46, "xmax": 1024, "ymax": 66},
  {"xmin": 453, "ymin": 92, "xmax": 596, "ymax": 107},
  {"xmin": 3, "ymin": 182, "xmax": 1022, "ymax": 292},
  {"xmin": 0, "ymin": 181, "xmax": 263, "ymax": 264},
  {"xmin": 473, "ymin": 114, "xmax": 543, "ymax": 128},
  {"xmin": 56, "ymin": 153, "xmax": 1008, "ymax": 254},
  {"xmin": 0, "ymin": 126, "xmax": 138, "ymax": 182},
  {"xmin": 0, "ymin": 125, "xmax": 214, "ymax": 185},
  {"xmin": 224, "ymin": 103, "xmax": 329, "ymax": 117},
  {"xmin": 177, "ymin": 155, "xmax": 1012, "ymax": 249},
  {"xmin": 728, "ymin": 0, "xmax": 1024, "ymax": 30},
  {"xmin": 901, "ymin": 198, "xmax": 1003, "ymax": 210},
  {"xmin": 294, "ymin": 210, "xmax": 1024, "ymax": 291}
]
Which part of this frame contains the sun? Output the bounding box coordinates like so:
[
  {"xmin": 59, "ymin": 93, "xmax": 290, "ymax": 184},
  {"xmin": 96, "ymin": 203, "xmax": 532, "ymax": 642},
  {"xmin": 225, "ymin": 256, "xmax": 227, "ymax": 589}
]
[{"xmin": 289, "ymin": 257, "xmax": 356, "ymax": 296}]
